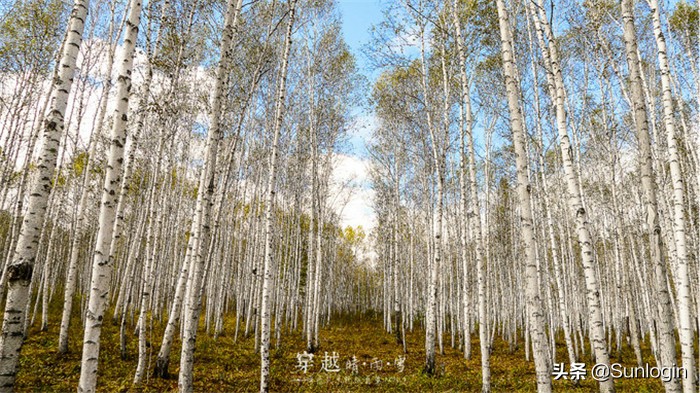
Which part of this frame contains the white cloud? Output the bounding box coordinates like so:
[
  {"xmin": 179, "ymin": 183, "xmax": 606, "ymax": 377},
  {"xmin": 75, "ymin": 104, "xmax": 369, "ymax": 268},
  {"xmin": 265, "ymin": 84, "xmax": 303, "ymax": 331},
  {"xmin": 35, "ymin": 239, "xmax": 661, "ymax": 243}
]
[{"xmin": 329, "ymin": 153, "xmax": 376, "ymax": 231}]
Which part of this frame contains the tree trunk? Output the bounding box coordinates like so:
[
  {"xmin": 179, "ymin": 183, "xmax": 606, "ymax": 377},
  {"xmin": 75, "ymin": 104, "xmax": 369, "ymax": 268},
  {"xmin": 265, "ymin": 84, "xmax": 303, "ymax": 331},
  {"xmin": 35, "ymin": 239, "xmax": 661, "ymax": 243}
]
[
  {"xmin": 648, "ymin": 1, "xmax": 696, "ymax": 390},
  {"xmin": 77, "ymin": 0, "xmax": 141, "ymax": 390},
  {"xmin": 528, "ymin": 1, "xmax": 613, "ymax": 391},
  {"xmin": 412, "ymin": 3, "xmax": 444, "ymax": 375},
  {"xmin": 260, "ymin": 3, "xmax": 297, "ymax": 391},
  {"xmin": 620, "ymin": 1, "xmax": 681, "ymax": 391},
  {"xmin": 0, "ymin": 0, "xmax": 89, "ymax": 390},
  {"xmin": 496, "ymin": 0, "xmax": 551, "ymax": 391},
  {"xmin": 177, "ymin": 0, "xmax": 244, "ymax": 391},
  {"xmin": 57, "ymin": 13, "xmax": 119, "ymax": 353}
]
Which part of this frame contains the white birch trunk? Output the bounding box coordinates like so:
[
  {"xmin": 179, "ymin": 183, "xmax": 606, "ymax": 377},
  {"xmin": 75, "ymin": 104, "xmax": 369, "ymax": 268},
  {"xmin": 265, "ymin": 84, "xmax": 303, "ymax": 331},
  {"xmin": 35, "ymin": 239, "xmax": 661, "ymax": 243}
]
[
  {"xmin": 529, "ymin": 2, "xmax": 613, "ymax": 391},
  {"xmin": 450, "ymin": 4, "xmax": 490, "ymax": 386},
  {"xmin": 621, "ymin": 1, "xmax": 681, "ymax": 391},
  {"xmin": 0, "ymin": 1, "xmax": 89, "ymax": 390},
  {"xmin": 133, "ymin": 139, "xmax": 165, "ymax": 386},
  {"xmin": 412, "ymin": 4, "xmax": 443, "ymax": 374},
  {"xmin": 496, "ymin": 0, "xmax": 551, "ymax": 391},
  {"xmin": 77, "ymin": 0, "xmax": 141, "ymax": 390},
  {"xmin": 649, "ymin": 1, "xmax": 696, "ymax": 390},
  {"xmin": 57, "ymin": 18, "xmax": 119, "ymax": 353},
  {"xmin": 260, "ymin": 5, "xmax": 297, "ymax": 389},
  {"xmin": 177, "ymin": 0, "xmax": 244, "ymax": 390}
]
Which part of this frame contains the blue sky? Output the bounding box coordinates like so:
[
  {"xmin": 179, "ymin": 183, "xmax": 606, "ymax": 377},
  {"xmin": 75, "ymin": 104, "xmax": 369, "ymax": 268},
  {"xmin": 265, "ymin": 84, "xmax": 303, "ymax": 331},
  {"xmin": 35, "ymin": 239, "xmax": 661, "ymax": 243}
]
[
  {"xmin": 330, "ymin": 0, "xmax": 384, "ymax": 232},
  {"xmin": 336, "ymin": 0, "xmax": 383, "ymax": 80},
  {"xmin": 336, "ymin": 0, "xmax": 384, "ymax": 157}
]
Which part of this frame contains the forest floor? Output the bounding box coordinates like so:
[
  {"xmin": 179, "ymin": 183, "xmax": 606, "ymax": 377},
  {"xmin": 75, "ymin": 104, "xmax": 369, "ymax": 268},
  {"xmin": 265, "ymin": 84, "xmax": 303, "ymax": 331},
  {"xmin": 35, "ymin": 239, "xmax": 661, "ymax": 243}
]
[{"xmin": 16, "ymin": 305, "xmax": 665, "ymax": 392}]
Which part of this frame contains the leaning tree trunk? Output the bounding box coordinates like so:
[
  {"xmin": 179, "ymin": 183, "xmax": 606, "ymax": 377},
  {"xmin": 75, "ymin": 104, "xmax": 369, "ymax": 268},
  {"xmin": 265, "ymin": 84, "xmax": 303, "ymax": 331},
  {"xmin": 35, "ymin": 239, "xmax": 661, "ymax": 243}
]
[
  {"xmin": 450, "ymin": 1, "xmax": 489, "ymax": 388},
  {"xmin": 260, "ymin": 3, "xmax": 297, "ymax": 391},
  {"xmin": 0, "ymin": 0, "xmax": 89, "ymax": 390},
  {"xmin": 77, "ymin": 0, "xmax": 142, "ymax": 391},
  {"xmin": 109, "ymin": 0, "xmax": 170, "ymax": 323},
  {"xmin": 621, "ymin": 1, "xmax": 681, "ymax": 392},
  {"xmin": 57, "ymin": 13, "xmax": 120, "ymax": 354},
  {"xmin": 524, "ymin": 5, "xmax": 578, "ymax": 369},
  {"xmin": 648, "ymin": 1, "xmax": 695, "ymax": 391},
  {"xmin": 133, "ymin": 137, "xmax": 165, "ymax": 386},
  {"xmin": 176, "ymin": 0, "xmax": 244, "ymax": 391},
  {"xmin": 496, "ymin": 0, "xmax": 551, "ymax": 391},
  {"xmin": 413, "ymin": 4, "xmax": 444, "ymax": 375},
  {"xmin": 528, "ymin": 1, "xmax": 613, "ymax": 391}
]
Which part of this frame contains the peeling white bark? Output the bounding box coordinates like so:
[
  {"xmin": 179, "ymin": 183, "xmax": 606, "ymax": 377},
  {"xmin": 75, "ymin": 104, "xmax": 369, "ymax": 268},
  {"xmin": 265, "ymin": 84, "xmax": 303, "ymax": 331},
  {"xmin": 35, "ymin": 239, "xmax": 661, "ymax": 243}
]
[
  {"xmin": 77, "ymin": 0, "xmax": 142, "ymax": 390},
  {"xmin": 0, "ymin": 1, "xmax": 89, "ymax": 390},
  {"xmin": 496, "ymin": 0, "xmax": 551, "ymax": 391},
  {"xmin": 260, "ymin": 2, "xmax": 297, "ymax": 391}
]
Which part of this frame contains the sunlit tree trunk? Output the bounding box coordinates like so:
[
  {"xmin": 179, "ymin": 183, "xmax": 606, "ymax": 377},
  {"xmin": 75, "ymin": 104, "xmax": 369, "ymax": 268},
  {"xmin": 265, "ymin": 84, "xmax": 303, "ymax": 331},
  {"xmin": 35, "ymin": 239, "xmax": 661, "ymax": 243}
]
[
  {"xmin": 496, "ymin": 0, "xmax": 551, "ymax": 391},
  {"xmin": 259, "ymin": 2, "xmax": 297, "ymax": 387},
  {"xmin": 621, "ymin": 1, "xmax": 681, "ymax": 391},
  {"xmin": 648, "ymin": 1, "xmax": 696, "ymax": 390},
  {"xmin": 177, "ymin": 0, "xmax": 244, "ymax": 391},
  {"xmin": 77, "ymin": 0, "xmax": 142, "ymax": 390},
  {"xmin": 57, "ymin": 8, "xmax": 121, "ymax": 354},
  {"xmin": 524, "ymin": 6, "xmax": 577, "ymax": 369},
  {"xmin": 0, "ymin": 1, "xmax": 89, "ymax": 390},
  {"xmin": 528, "ymin": 2, "xmax": 613, "ymax": 391},
  {"xmin": 415, "ymin": 10, "xmax": 443, "ymax": 375},
  {"xmin": 133, "ymin": 138, "xmax": 165, "ymax": 386},
  {"xmin": 450, "ymin": 2, "xmax": 489, "ymax": 388}
]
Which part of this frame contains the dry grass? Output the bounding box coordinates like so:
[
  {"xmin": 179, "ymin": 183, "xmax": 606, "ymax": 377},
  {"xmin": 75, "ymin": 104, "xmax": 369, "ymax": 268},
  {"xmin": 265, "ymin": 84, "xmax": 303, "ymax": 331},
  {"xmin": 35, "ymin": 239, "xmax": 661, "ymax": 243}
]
[{"xmin": 16, "ymin": 305, "xmax": 666, "ymax": 392}]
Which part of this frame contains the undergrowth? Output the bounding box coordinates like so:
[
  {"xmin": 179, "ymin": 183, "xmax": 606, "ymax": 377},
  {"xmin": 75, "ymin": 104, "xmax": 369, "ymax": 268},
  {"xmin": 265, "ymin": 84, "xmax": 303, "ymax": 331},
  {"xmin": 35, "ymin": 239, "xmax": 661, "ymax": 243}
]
[{"xmin": 15, "ymin": 302, "xmax": 665, "ymax": 392}]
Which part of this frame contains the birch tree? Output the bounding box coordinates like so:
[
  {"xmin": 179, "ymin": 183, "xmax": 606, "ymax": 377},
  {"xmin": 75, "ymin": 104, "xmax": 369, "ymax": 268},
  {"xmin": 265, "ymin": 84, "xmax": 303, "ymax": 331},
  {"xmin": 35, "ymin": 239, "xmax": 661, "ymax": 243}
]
[
  {"xmin": 57, "ymin": 2, "xmax": 122, "ymax": 354},
  {"xmin": 620, "ymin": 0, "xmax": 681, "ymax": 391},
  {"xmin": 450, "ymin": 1, "xmax": 491, "ymax": 389},
  {"xmin": 648, "ymin": 1, "xmax": 696, "ymax": 390},
  {"xmin": 527, "ymin": 1, "xmax": 613, "ymax": 391},
  {"xmin": 260, "ymin": 2, "xmax": 297, "ymax": 391},
  {"xmin": 0, "ymin": 0, "xmax": 699, "ymax": 392},
  {"xmin": 0, "ymin": 0, "xmax": 89, "ymax": 390},
  {"xmin": 177, "ymin": 0, "xmax": 244, "ymax": 390},
  {"xmin": 496, "ymin": 0, "xmax": 551, "ymax": 391},
  {"xmin": 77, "ymin": 0, "xmax": 142, "ymax": 390}
]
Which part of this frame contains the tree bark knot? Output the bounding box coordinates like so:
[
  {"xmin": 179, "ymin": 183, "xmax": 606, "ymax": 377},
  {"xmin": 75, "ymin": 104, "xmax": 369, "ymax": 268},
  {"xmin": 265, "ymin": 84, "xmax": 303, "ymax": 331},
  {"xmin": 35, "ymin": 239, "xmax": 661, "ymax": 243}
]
[{"xmin": 7, "ymin": 263, "xmax": 33, "ymax": 283}]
